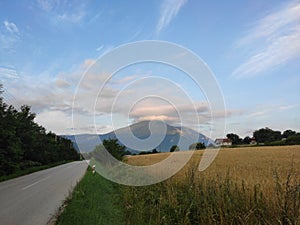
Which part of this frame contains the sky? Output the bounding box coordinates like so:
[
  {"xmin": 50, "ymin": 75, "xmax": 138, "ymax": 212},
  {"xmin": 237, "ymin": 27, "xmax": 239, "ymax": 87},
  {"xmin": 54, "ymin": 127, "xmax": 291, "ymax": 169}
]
[{"xmin": 0, "ymin": 0, "xmax": 300, "ymax": 139}]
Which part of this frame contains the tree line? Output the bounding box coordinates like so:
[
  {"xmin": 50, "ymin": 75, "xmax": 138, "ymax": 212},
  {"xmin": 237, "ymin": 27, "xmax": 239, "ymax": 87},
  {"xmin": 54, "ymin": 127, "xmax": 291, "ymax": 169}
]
[
  {"xmin": 0, "ymin": 85, "xmax": 80, "ymax": 176},
  {"xmin": 226, "ymin": 127, "xmax": 300, "ymax": 146}
]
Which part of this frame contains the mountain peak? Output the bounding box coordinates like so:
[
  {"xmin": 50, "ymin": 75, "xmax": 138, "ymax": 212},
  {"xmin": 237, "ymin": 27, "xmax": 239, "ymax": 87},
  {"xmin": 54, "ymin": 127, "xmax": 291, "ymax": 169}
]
[{"xmin": 63, "ymin": 120, "xmax": 213, "ymax": 152}]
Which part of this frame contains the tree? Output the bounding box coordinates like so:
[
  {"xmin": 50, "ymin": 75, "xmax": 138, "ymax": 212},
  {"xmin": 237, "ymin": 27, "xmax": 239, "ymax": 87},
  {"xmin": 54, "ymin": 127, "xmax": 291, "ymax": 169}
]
[
  {"xmin": 253, "ymin": 128, "xmax": 282, "ymax": 143},
  {"xmin": 196, "ymin": 142, "xmax": 206, "ymax": 150},
  {"xmin": 0, "ymin": 84, "xmax": 80, "ymax": 176},
  {"xmin": 102, "ymin": 139, "xmax": 127, "ymax": 161},
  {"xmin": 243, "ymin": 136, "xmax": 251, "ymax": 145},
  {"xmin": 152, "ymin": 149, "xmax": 158, "ymax": 154},
  {"xmin": 170, "ymin": 145, "xmax": 179, "ymax": 152},
  {"xmin": 282, "ymin": 130, "xmax": 296, "ymax": 138},
  {"xmin": 226, "ymin": 133, "xmax": 242, "ymax": 145},
  {"xmin": 285, "ymin": 133, "xmax": 300, "ymax": 145},
  {"xmin": 189, "ymin": 142, "xmax": 206, "ymax": 150}
]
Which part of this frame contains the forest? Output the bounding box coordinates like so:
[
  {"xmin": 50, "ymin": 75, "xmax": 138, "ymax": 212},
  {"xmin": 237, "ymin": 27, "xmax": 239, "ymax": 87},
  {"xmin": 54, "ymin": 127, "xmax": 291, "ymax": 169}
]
[{"xmin": 0, "ymin": 85, "xmax": 80, "ymax": 176}]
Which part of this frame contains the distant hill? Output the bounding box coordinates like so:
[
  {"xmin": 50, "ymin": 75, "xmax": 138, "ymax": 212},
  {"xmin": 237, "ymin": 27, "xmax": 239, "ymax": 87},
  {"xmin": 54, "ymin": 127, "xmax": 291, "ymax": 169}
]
[{"xmin": 62, "ymin": 120, "xmax": 213, "ymax": 153}]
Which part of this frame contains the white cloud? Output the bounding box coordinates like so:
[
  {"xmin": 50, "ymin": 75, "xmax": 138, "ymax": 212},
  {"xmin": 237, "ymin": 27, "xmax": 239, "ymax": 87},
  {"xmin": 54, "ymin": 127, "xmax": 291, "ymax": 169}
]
[
  {"xmin": 36, "ymin": 0, "xmax": 87, "ymax": 24},
  {"xmin": 0, "ymin": 67, "xmax": 19, "ymax": 79},
  {"xmin": 247, "ymin": 104, "xmax": 298, "ymax": 118},
  {"xmin": 156, "ymin": 0, "xmax": 187, "ymax": 33},
  {"xmin": 56, "ymin": 11, "xmax": 86, "ymax": 23},
  {"xmin": 81, "ymin": 59, "xmax": 96, "ymax": 69},
  {"xmin": 232, "ymin": 0, "xmax": 300, "ymax": 78},
  {"xmin": 247, "ymin": 110, "xmax": 269, "ymax": 118},
  {"xmin": 2, "ymin": 57, "xmax": 232, "ymax": 135},
  {"xmin": 96, "ymin": 45, "xmax": 104, "ymax": 52},
  {"xmin": 3, "ymin": 20, "xmax": 19, "ymax": 34},
  {"xmin": 35, "ymin": 110, "xmax": 71, "ymax": 134},
  {"xmin": 1, "ymin": 20, "xmax": 20, "ymax": 51},
  {"xmin": 55, "ymin": 78, "xmax": 70, "ymax": 88},
  {"xmin": 278, "ymin": 104, "xmax": 298, "ymax": 110},
  {"xmin": 36, "ymin": 0, "xmax": 60, "ymax": 12}
]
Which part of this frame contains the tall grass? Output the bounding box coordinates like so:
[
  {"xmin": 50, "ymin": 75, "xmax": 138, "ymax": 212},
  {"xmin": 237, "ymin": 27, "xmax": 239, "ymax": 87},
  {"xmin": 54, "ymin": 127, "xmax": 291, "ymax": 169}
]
[
  {"xmin": 56, "ymin": 167, "xmax": 124, "ymax": 225},
  {"xmin": 122, "ymin": 163, "xmax": 300, "ymax": 225},
  {"xmin": 57, "ymin": 146, "xmax": 300, "ymax": 225}
]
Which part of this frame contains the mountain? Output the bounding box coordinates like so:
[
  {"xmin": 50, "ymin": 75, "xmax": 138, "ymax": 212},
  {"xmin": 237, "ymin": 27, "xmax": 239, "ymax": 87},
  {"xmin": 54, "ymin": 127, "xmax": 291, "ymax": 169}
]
[{"xmin": 62, "ymin": 120, "xmax": 213, "ymax": 153}]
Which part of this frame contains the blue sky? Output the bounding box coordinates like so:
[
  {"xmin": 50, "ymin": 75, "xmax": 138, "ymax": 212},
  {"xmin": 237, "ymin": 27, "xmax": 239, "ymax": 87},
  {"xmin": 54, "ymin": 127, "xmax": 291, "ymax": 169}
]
[{"xmin": 0, "ymin": 0, "xmax": 300, "ymax": 139}]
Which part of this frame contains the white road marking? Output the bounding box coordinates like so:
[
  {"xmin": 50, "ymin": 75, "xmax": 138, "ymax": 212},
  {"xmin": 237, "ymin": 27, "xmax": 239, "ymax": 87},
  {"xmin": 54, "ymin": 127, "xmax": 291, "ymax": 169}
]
[{"xmin": 22, "ymin": 176, "xmax": 51, "ymax": 190}]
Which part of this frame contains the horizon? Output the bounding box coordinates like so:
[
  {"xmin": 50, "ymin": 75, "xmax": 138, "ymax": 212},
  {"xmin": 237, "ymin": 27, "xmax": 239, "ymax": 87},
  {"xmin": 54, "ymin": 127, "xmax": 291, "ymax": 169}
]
[
  {"xmin": 1, "ymin": 0, "xmax": 300, "ymax": 140},
  {"xmin": 62, "ymin": 119, "xmax": 297, "ymax": 140}
]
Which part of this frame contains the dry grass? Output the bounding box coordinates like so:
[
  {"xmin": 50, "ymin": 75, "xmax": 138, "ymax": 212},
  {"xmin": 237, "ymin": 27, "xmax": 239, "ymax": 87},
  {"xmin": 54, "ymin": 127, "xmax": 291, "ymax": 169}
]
[
  {"xmin": 123, "ymin": 145, "xmax": 300, "ymax": 224},
  {"xmin": 126, "ymin": 145, "xmax": 300, "ymax": 188}
]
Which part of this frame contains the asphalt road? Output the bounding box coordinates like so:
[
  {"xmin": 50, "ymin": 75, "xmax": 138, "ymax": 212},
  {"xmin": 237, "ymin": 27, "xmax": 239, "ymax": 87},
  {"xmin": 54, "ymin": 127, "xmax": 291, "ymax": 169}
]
[{"xmin": 0, "ymin": 161, "xmax": 89, "ymax": 225}]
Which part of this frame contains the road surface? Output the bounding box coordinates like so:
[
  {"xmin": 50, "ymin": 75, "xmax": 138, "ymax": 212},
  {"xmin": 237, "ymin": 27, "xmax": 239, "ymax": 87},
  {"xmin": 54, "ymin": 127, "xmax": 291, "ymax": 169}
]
[{"xmin": 0, "ymin": 161, "xmax": 89, "ymax": 225}]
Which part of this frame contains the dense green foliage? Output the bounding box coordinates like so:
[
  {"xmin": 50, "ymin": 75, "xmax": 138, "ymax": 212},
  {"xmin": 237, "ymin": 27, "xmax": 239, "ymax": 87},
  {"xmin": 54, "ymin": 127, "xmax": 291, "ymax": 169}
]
[
  {"xmin": 102, "ymin": 139, "xmax": 127, "ymax": 160},
  {"xmin": 89, "ymin": 139, "xmax": 129, "ymax": 164},
  {"xmin": 170, "ymin": 145, "xmax": 179, "ymax": 152},
  {"xmin": 227, "ymin": 133, "xmax": 243, "ymax": 145},
  {"xmin": 56, "ymin": 167, "xmax": 124, "ymax": 225},
  {"xmin": 254, "ymin": 127, "xmax": 282, "ymax": 143},
  {"xmin": 243, "ymin": 136, "xmax": 252, "ymax": 144},
  {"xmin": 189, "ymin": 142, "xmax": 206, "ymax": 150},
  {"xmin": 282, "ymin": 129, "xmax": 297, "ymax": 138},
  {"xmin": 137, "ymin": 149, "xmax": 160, "ymax": 155},
  {"xmin": 226, "ymin": 128, "xmax": 300, "ymax": 146},
  {"xmin": 285, "ymin": 133, "xmax": 300, "ymax": 144},
  {"xmin": 0, "ymin": 85, "xmax": 80, "ymax": 176},
  {"xmin": 254, "ymin": 128, "xmax": 300, "ymax": 145}
]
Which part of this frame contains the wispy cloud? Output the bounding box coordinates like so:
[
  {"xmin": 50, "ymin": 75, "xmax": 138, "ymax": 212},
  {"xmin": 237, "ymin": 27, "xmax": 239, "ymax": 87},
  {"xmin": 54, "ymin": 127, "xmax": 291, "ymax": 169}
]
[
  {"xmin": 56, "ymin": 10, "xmax": 86, "ymax": 23},
  {"xmin": 156, "ymin": 0, "xmax": 187, "ymax": 33},
  {"xmin": 232, "ymin": 0, "xmax": 300, "ymax": 78},
  {"xmin": 36, "ymin": 0, "xmax": 87, "ymax": 24},
  {"xmin": 36, "ymin": 0, "xmax": 59, "ymax": 12},
  {"xmin": 0, "ymin": 20, "xmax": 20, "ymax": 51},
  {"xmin": 0, "ymin": 66, "xmax": 19, "ymax": 79},
  {"xmin": 247, "ymin": 104, "xmax": 298, "ymax": 118},
  {"xmin": 247, "ymin": 110, "xmax": 269, "ymax": 118},
  {"xmin": 3, "ymin": 20, "xmax": 19, "ymax": 34},
  {"xmin": 95, "ymin": 45, "xmax": 104, "ymax": 52}
]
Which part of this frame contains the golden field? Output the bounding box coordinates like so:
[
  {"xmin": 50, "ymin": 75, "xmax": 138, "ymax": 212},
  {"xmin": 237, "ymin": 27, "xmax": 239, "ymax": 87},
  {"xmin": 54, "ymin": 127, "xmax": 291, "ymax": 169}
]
[
  {"xmin": 126, "ymin": 145, "xmax": 300, "ymax": 185},
  {"xmin": 122, "ymin": 145, "xmax": 300, "ymax": 224}
]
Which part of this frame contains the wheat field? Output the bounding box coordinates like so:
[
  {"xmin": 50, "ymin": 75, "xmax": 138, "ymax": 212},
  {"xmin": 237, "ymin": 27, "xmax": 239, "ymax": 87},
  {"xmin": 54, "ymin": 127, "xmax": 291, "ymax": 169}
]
[
  {"xmin": 123, "ymin": 145, "xmax": 300, "ymax": 224},
  {"xmin": 126, "ymin": 145, "xmax": 300, "ymax": 186}
]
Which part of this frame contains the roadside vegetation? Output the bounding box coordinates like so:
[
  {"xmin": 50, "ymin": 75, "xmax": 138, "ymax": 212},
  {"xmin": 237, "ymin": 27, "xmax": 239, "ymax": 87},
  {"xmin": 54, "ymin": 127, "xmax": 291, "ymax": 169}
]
[
  {"xmin": 56, "ymin": 166, "xmax": 124, "ymax": 225},
  {"xmin": 0, "ymin": 84, "xmax": 80, "ymax": 179},
  {"xmin": 58, "ymin": 145, "xmax": 300, "ymax": 225}
]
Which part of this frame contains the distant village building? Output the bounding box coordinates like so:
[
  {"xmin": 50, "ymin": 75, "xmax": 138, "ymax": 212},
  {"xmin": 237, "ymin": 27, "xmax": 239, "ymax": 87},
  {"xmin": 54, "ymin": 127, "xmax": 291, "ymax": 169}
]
[
  {"xmin": 250, "ymin": 137, "xmax": 257, "ymax": 145},
  {"xmin": 215, "ymin": 138, "xmax": 232, "ymax": 146}
]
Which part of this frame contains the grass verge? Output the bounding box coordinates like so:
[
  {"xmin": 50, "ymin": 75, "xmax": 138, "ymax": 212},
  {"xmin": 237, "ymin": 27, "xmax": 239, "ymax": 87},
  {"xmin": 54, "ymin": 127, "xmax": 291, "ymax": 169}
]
[
  {"xmin": 55, "ymin": 166, "xmax": 124, "ymax": 225},
  {"xmin": 0, "ymin": 160, "xmax": 74, "ymax": 182}
]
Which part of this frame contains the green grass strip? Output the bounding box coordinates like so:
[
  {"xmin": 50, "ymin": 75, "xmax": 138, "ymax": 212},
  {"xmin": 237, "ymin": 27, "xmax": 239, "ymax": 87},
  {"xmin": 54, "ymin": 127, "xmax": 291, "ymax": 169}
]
[{"xmin": 56, "ymin": 166, "xmax": 124, "ymax": 225}]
